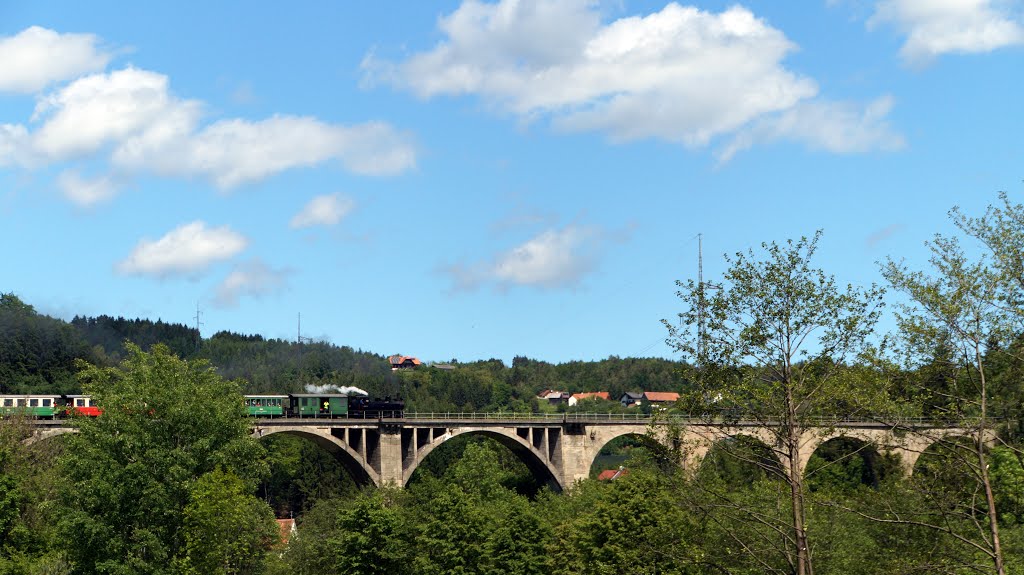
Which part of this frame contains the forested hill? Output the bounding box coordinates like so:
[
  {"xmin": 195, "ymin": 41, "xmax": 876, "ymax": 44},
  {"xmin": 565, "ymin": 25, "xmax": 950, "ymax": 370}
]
[{"xmin": 0, "ymin": 293, "xmax": 686, "ymax": 411}]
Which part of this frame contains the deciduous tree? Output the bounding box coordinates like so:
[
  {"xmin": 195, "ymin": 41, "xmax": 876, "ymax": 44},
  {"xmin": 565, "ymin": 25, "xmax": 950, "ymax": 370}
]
[
  {"xmin": 878, "ymin": 195, "xmax": 1024, "ymax": 575},
  {"xmin": 57, "ymin": 344, "xmax": 270, "ymax": 575},
  {"xmin": 665, "ymin": 232, "xmax": 886, "ymax": 575},
  {"xmin": 178, "ymin": 468, "xmax": 279, "ymax": 575}
]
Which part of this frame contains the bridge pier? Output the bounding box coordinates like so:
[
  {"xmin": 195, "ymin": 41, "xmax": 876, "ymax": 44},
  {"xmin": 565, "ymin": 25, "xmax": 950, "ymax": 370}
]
[{"xmin": 378, "ymin": 425, "xmax": 404, "ymax": 486}]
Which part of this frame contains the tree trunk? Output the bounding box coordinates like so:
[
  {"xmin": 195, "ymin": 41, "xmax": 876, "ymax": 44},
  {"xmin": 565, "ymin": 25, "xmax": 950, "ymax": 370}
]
[
  {"xmin": 975, "ymin": 341, "xmax": 1005, "ymax": 575},
  {"xmin": 786, "ymin": 383, "xmax": 812, "ymax": 575}
]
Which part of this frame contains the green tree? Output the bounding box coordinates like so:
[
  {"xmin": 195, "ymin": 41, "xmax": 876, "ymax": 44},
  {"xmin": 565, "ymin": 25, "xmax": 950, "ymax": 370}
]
[
  {"xmin": 178, "ymin": 468, "xmax": 279, "ymax": 575},
  {"xmin": 547, "ymin": 470, "xmax": 698, "ymax": 575},
  {"xmin": 0, "ymin": 421, "xmax": 28, "ymax": 567},
  {"xmin": 665, "ymin": 232, "xmax": 886, "ymax": 575},
  {"xmin": 880, "ymin": 197, "xmax": 1024, "ymax": 574},
  {"xmin": 0, "ymin": 415, "xmax": 71, "ymax": 575},
  {"xmin": 57, "ymin": 344, "xmax": 269, "ymax": 575},
  {"xmin": 481, "ymin": 497, "xmax": 551, "ymax": 575},
  {"xmin": 323, "ymin": 490, "xmax": 409, "ymax": 575}
]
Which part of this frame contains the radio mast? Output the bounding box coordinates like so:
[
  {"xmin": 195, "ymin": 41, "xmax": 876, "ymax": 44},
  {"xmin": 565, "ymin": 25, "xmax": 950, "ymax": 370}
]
[
  {"xmin": 697, "ymin": 234, "xmax": 706, "ymax": 362},
  {"xmin": 193, "ymin": 302, "xmax": 203, "ymax": 353},
  {"xmin": 696, "ymin": 234, "xmax": 720, "ymax": 365}
]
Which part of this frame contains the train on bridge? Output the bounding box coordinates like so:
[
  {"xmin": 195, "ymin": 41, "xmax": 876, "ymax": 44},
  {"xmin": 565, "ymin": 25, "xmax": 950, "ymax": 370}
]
[
  {"xmin": 244, "ymin": 393, "xmax": 405, "ymax": 419},
  {"xmin": 0, "ymin": 394, "xmax": 99, "ymax": 418},
  {"xmin": 0, "ymin": 393, "xmax": 404, "ymax": 419}
]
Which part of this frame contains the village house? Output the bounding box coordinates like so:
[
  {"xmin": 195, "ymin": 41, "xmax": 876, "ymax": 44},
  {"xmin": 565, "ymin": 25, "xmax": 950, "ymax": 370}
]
[
  {"xmin": 388, "ymin": 355, "xmax": 422, "ymax": 370},
  {"xmin": 597, "ymin": 466, "xmax": 629, "ymax": 481},
  {"xmin": 619, "ymin": 391, "xmax": 644, "ymax": 408},
  {"xmin": 276, "ymin": 518, "xmax": 297, "ymax": 546},
  {"xmin": 643, "ymin": 391, "xmax": 680, "ymax": 405},
  {"xmin": 568, "ymin": 391, "xmax": 610, "ymax": 406},
  {"xmin": 538, "ymin": 389, "xmax": 571, "ymax": 405}
]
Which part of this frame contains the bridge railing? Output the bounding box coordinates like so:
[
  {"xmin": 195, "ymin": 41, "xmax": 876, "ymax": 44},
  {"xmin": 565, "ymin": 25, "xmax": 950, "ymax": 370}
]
[
  {"xmin": 403, "ymin": 412, "xmax": 652, "ymax": 422},
  {"xmin": 400, "ymin": 412, "xmax": 958, "ymax": 426}
]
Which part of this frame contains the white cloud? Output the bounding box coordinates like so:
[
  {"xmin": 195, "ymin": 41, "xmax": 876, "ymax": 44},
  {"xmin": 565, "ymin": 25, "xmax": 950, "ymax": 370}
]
[
  {"xmin": 869, "ymin": 0, "xmax": 1024, "ymax": 64},
  {"xmin": 366, "ymin": 1, "xmax": 899, "ymax": 156},
  {"xmin": 31, "ymin": 68, "xmax": 201, "ymax": 161},
  {"xmin": 116, "ymin": 221, "xmax": 248, "ymax": 277},
  {"xmin": 56, "ymin": 171, "xmax": 118, "ymax": 206},
  {"xmin": 0, "ymin": 64, "xmax": 416, "ymax": 196},
  {"xmin": 115, "ymin": 116, "xmax": 416, "ymax": 188},
  {"xmin": 444, "ymin": 224, "xmax": 617, "ymax": 290},
  {"xmin": 214, "ymin": 259, "xmax": 289, "ymax": 307},
  {"xmin": 290, "ymin": 193, "xmax": 355, "ymax": 228},
  {"xmin": 0, "ymin": 26, "xmax": 112, "ymax": 93},
  {"xmin": 719, "ymin": 96, "xmax": 905, "ymax": 162}
]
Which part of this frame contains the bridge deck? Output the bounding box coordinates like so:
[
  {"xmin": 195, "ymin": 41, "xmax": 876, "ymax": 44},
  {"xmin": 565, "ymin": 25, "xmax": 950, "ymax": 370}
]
[{"xmin": 28, "ymin": 413, "xmax": 962, "ymax": 429}]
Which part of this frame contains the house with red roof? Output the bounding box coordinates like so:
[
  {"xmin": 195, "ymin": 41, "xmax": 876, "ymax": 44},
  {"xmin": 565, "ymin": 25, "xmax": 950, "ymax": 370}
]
[
  {"xmin": 388, "ymin": 355, "xmax": 422, "ymax": 370},
  {"xmin": 276, "ymin": 518, "xmax": 297, "ymax": 546},
  {"xmin": 643, "ymin": 391, "xmax": 680, "ymax": 405},
  {"xmin": 568, "ymin": 391, "xmax": 610, "ymax": 406},
  {"xmin": 597, "ymin": 467, "xmax": 629, "ymax": 481}
]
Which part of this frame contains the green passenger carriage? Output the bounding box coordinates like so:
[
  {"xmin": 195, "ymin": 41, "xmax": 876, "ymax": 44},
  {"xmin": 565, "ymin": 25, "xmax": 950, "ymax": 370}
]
[
  {"xmin": 245, "ymin": 395, "xmax": 288, "ymax": 417},
  {"xmin": 0, "ymin": 395, "xmax": 60, "ymax": 418},
  {"xmin": 289, "ymin": 393, "xmax": 349, "ymax": 417}
]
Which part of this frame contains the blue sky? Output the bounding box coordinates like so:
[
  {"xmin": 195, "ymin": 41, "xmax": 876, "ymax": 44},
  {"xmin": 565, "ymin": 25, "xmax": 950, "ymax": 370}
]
[{"xmin": 1, "ymin": 0, "xmax": 1022, "ymax": 363}]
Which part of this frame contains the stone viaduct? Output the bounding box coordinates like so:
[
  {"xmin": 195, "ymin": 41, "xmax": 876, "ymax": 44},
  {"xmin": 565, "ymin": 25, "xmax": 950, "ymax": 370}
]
[
  {"xmin": 246, "ymin": 414, "xmax": 972, "ymax": 491},
  {"xmin": 28, "ymin": 415, "xmax": 975, "ymax": 491}
]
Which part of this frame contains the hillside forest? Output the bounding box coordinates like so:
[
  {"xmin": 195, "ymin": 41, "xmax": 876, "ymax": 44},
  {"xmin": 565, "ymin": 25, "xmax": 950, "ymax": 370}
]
[{"xmin": 3, "ymin": 193, "xmax": 1024, "ymax": 574}]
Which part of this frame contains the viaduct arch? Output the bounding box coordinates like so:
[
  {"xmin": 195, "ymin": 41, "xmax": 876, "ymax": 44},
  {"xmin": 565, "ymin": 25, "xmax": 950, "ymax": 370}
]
[
  {"xmin": 401, "ymin": 427, "xmax": 562, "ymax": 488},
  {"xmin": 254, "ymin": 426, "xmax": 380, "ymax": 487}
]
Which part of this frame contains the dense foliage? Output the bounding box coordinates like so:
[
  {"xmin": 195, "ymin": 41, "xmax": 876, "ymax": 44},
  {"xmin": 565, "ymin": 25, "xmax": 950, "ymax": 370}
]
[{"xmin": 57, "ymin": 345, "xmax": 276, "ymax": 575}]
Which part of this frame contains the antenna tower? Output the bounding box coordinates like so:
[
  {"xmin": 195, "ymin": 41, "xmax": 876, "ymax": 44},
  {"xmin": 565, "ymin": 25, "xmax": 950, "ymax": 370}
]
[
  {"xmin": 697, "ymin": 234, "xmax": 706, "ymax": 361},
  {"xmin": 193, "ymin": 302, "xmax": 203, "ymax": 353},
  {"xmin": 297, "ymin": 312, "xmax": 303, "ymax": 381},
  {"xmin": 297, "ymin": 312, "xmax": 313, "ymax": 384},
  {"xmin": 696, "ymin": 234, "xmax": 720, "ymax": 364}
]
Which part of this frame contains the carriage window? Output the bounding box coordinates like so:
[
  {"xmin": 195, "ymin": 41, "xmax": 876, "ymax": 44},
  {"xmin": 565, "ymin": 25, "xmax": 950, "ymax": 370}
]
[
  {"xmin": 3, "ymin": 399, "xmax": 11, "ymax": 407},
  {"xmin": 16, "ymin": 399, "xmax": 25, "ymax": 407},
  {"xmin": 42, "ymin": 399, "xmax": 51, "ymax": 407},
  {"xmin": 29, "ymin": 399, "xmax": 38, "ymax": 407},
  {"xmin": 76, "ymin": 399, "xmax": 86, "ymax": 407}
]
